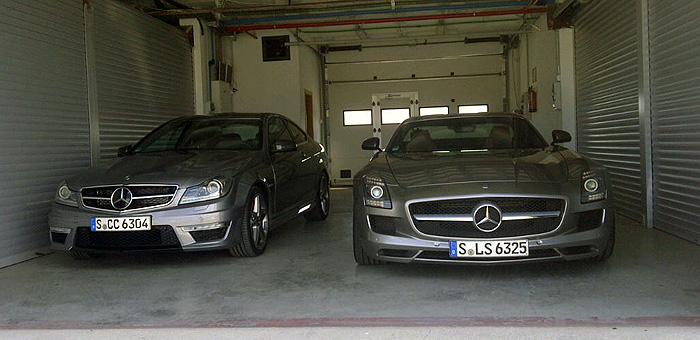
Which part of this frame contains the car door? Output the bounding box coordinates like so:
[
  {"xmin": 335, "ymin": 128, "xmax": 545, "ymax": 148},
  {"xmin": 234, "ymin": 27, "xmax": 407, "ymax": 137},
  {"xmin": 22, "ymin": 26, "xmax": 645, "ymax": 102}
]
[
  {"xmin": 284, "ymin": 118, "xmax": 319, "ymax": 205},
  {"xmin": 267, "ymin": 117, "xmax": 302, "ymax": 217}
]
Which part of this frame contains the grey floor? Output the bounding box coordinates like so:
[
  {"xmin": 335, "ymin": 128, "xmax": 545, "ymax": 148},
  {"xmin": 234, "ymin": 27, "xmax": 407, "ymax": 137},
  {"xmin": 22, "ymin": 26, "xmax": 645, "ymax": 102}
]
[{"xmin": 0, "ymin": 187, "xmax": 699, "ymax": 329}]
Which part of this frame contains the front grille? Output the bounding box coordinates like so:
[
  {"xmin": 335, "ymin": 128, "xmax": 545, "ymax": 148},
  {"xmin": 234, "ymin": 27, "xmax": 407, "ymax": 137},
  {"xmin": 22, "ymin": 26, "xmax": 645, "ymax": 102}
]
[
  {"xmin": 410, "ymin": 197, "xmax": 563, "ymax": 215},
  {"xmin": 190, "ymin": 228, "xmax": 228, "ymax": 242},
  {"xmin": 74, "ymin": 226, "xmax": 180, "ymax": 250},
  {"xmin": 417, "ymin": 249, "xmax": 560, "ymax": 261},
  {"xmin": 368, "ymin": 215, "xmax": 398, "ymax": 236},
  {"xmin": 409, "ymin": 197, "xmax": 564, "ymax": 238},
  {"xmin": 81, "ymin": 185, "xmax": 177, "ymax": 212}
]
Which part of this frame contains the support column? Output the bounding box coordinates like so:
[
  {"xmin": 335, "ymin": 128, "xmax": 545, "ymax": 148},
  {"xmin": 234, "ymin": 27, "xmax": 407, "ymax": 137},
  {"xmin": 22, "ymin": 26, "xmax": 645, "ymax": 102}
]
[{"xmin": 179, "ymin": 18, "xmax": 211, "ymax": 115}]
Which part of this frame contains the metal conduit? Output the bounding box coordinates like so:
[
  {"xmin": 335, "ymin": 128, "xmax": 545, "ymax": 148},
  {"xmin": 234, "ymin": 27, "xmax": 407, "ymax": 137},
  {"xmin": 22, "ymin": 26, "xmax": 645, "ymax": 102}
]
[
  {"xmin": 220, "ymin": 1, "xmax": 532, "ymax": 25},
  {"xmin": 324, "ymin": 52, "xmax": 504, "ymax": 66},
  {"xmin": 149, "ymin": 0, "xmax": 390, "ymax": 16},
  {"xmin": 328, "ymin": 72, "xmax": 503, "ymax": 85},
  {"xmin": 224, "ymin": 8, "xmax": 548, "ymax": 32}
]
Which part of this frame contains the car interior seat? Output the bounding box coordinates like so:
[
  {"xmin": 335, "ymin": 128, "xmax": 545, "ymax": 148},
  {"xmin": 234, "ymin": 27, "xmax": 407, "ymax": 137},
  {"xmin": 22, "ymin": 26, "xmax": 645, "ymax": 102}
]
[
  {"xmin": 406, "ymin": 129, "xmax": 437, "ymax": 152},
  {"xmin": 485, "ymin": 125, "xmax": 513, "ymax": 149}
]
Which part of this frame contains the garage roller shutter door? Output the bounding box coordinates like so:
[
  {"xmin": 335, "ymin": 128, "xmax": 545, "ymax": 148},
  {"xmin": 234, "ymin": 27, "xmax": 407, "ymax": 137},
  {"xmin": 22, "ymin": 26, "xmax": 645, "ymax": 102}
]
[
  {"xmin": 0, "ymin": 0, "xmax": 91, "ymax": 263},
  {"xmin": 92, "ymin": 0, "xmax": 193, "ymax": 162},
  {"xmin": 649, "ymin": 0, "xmax": 700, "ymax": 244},
  {"xmin": 574, "ymin": 0, "xmax": 642, "ymax": 220}
]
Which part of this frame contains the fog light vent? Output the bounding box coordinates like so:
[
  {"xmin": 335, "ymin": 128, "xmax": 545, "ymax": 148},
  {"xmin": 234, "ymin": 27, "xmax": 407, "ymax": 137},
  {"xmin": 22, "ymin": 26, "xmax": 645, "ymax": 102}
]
[
  {"xmin": 368, "ymin": 215, "xmax": 398, "ymax": 236},
  {"xmin": 51, "ymin": 232, "xmax": 67, "ymax": 244},
  {"xmin": 577, "ymin": 209, "xmax": 604, "ymax": 232}
]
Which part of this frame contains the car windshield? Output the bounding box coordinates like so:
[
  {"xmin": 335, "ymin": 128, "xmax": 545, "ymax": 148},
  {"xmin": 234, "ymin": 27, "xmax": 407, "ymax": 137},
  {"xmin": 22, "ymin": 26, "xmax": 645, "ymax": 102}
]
[
  {"xmin": 131, "ymin": 118, "xmax": 262, "ymax": 153},
  {"xmin": 387, "ymin": 116, "xmax": 547, "ymax": 154}
]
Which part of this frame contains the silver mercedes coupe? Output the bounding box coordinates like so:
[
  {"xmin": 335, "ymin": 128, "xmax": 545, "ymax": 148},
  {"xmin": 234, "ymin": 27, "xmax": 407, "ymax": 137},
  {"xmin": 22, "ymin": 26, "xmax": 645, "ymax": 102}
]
[
  {"xmin": 49, "ymin": 113, "xmax": 329, "ymax": 258},
  {"xmin": 353, "ymin": 113, "xmax": 615, "ymax": 265}
]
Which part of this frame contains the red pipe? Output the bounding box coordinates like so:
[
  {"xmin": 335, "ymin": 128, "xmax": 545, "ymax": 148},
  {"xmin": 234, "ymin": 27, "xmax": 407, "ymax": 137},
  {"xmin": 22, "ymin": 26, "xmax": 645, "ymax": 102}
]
[{"xmin": 225, "ymin": 8, "xmax": 547, "ymax": 32}]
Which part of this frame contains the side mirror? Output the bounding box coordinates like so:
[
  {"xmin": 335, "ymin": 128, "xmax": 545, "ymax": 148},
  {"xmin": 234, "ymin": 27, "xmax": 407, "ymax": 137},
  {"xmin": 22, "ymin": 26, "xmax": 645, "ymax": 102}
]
[
  {"xmin": 271, "ymin": 139, "xmax": 297, "ymax": 153},
  {"xmin": 361, "ymin": 137, "xmax": 381, "ymax": 151},
  {"xmin": 551, "ymin": 130, "xmax": 572, "ymax": 145},
  {"xmin": 117, "ymin": 145, "xmax": 132, "ymax": 157}
]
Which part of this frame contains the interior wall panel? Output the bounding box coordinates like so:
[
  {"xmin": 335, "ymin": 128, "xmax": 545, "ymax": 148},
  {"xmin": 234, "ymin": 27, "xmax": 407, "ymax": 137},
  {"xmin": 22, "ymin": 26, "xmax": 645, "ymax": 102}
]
[
  {"xmin": 574, "ymin": 0, "xmax": 643, "ymax": 220},
  {"xmin": 649, "ymin": 0, "xmax": 700, "ymax": 244},
  {"xmin": 92, "ymin": 0, "xmax": 194, "ymax": 161},
  {"xmin": 0, "ymin": 0, "xmax": 91, "ymax": 264}
]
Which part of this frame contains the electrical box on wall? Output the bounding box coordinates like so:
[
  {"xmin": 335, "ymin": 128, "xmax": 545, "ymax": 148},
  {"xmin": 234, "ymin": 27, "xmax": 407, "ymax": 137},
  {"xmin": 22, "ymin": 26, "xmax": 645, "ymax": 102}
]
[{"xmin": 262, "ymin": 35, "xmax": 291, "ymax": 62}]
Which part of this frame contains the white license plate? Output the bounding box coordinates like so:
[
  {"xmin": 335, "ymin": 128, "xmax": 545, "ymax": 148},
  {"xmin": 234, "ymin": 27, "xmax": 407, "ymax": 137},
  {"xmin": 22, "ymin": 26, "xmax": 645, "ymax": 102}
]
[
  {"xmin": 450, "ymin": 240, "xmax": 529, "ymax": 258},
  {"xmin": 90, "ymin": 216, "xmax": 151, "ymax": 231}
]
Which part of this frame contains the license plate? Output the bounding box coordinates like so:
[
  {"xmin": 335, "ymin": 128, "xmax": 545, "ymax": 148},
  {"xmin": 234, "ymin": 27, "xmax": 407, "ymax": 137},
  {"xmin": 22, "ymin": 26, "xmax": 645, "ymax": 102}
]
[
  {"xmin": 450, "ymin": 240, "xmax": 529, "ymax": 258},
  {"xmin": 90, "ymin": 216, "xmax": 151, "ymax": 231}
]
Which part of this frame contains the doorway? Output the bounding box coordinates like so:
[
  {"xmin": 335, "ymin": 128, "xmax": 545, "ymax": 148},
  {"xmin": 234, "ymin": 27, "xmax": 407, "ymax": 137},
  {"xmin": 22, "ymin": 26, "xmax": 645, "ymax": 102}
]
[{"xmin": 304, "ymin": 90, "xmax": 314, "ymax": 140}]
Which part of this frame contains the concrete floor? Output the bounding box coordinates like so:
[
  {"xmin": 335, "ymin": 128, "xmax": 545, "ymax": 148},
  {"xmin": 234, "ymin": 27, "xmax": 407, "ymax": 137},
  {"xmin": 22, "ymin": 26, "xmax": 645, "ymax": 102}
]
[{"xmin": 0, "ymin": 187, "xmax": 698, "ymax": 331}]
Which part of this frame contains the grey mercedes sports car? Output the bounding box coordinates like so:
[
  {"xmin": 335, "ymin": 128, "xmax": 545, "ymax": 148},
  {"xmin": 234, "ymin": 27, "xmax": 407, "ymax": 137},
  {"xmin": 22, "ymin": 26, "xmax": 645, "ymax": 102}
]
[
  {"xmin": 353, "ymin": 113, "xmax": 615, "ymax": 265},
  {"xmin": 49, "ymin": 113, "xmax": 329, "ymax": 258}
]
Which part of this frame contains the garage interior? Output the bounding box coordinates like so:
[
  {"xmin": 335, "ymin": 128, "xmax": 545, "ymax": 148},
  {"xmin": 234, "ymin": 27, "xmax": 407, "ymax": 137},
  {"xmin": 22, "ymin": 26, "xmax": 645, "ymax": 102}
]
[{"xmin": 1, "ymin": 0, "xmax": 699, "ymax": 335}]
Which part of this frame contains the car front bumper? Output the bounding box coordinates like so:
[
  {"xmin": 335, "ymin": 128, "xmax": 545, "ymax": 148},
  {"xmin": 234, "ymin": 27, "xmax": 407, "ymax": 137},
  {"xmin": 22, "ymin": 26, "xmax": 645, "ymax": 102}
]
[
  {"xmin": 353, "ymin": 182, "xmax": 615, "ymax": 265},
  {"xmin": 48, "ymin": 199, "xmax": 245, "ymax": 253}
]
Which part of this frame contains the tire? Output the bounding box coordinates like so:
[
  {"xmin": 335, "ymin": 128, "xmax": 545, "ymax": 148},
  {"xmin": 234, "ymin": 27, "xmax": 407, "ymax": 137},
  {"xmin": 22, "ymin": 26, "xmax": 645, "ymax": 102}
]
[
  {"xmin": 229, "ymin": 187, "xmax": 269, "ymax": 257},
  {"xmin": 304, "ymin": 173, "xmax": 330, "ymax": 221},
  {"xmin": 353, "ymin": 218, "xmax": 382, "ymax": 265},
  {"xmin": 593, "ymin": 217, "xmax": 615, "ymax": 263}
]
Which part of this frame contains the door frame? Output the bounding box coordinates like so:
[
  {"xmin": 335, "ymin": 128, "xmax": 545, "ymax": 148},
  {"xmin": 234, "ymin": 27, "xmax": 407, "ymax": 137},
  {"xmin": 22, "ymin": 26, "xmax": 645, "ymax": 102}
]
[
  {"xmin": 371, "ymin": 92, "xmax": 419, "ymax": 147},
  {"xmin": 304, "ymin": 89, "xmax": 314, "ymax": 140}
]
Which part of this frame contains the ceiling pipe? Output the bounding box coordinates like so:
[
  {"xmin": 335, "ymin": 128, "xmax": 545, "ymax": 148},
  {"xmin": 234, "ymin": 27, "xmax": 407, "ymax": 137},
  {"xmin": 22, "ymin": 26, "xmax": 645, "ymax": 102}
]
[
  {"xmin": 224, "ymin": 8, "xmax": 548, "ymax": 33},
  {"xmin": 290, "ymin": 30, "xmax": 527, "ymax": 48},
  {"xmin": 220, "ymin": 1, "xmax": 534, "ymax": 25},
  {"xmin": 149, "ymin": 0, "xmax": 388, "ymax": 16}
]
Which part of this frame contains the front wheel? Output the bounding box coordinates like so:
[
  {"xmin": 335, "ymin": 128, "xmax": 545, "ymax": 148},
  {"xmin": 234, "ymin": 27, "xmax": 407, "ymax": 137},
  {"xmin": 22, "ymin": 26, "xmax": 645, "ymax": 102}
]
[
  {"xmin": 353, "ymin": 216, "xmax": 382, "ymax": 265},
  {"xmin": 304, "ymin": 173, "xmax": 330, "ymax": 221},
  {"xmin": 229, "ymin": 187, "xmax": 269, "ymax": 257}
]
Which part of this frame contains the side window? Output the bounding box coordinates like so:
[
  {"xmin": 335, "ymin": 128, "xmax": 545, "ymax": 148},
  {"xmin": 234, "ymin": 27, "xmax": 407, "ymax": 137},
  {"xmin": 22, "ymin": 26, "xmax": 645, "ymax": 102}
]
[
  {"xmin": 268, "ymin": 117, "xmax": 293, "ymax": 145},
  {"xmin": 285, "ymin": 120, "xmax": 308, "ymax": 144}
]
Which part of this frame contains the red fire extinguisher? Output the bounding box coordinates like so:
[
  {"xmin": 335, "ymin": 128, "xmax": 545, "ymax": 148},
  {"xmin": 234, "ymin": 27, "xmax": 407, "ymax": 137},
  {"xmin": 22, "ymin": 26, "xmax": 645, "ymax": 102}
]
[{"xmin": 528, "ymin": 86, "xmax": 537, "ymax": 113}]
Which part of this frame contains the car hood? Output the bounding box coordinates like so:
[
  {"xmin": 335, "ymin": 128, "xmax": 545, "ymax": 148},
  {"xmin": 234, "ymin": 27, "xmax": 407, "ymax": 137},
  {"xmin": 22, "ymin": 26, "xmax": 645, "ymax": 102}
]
[
  {"xmin": 386, "ymin": 149, "xmax": 575, "ymax": 188},
  {"xmin": 67, "ymin": 150, "xmax": 261, "ymax": 189}
]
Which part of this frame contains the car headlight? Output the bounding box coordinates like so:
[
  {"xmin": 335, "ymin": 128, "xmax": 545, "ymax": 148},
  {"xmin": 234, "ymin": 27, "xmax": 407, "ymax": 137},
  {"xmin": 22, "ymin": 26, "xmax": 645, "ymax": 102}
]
[
  {"xmin": 180, "ymin": 179, "xmax": 227, "ymax": 205},
  {"xmin": 581, "ymin": 171, "xmax": 606, "ymax": 203},
  {"xmin": 363, "ymin": 175, "xmax": 392, "ymax": 209},
  {"xmin": 55, "ymin": 182, "xmax": 79, "ymax": 207}
]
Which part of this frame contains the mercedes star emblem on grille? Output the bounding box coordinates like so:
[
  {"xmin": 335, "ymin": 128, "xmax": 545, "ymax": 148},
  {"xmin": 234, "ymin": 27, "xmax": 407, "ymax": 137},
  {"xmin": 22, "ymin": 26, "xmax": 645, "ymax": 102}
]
[
  {"xmin": 472, "ymin": 203, "xmax": 502, "ymax": 232},
  {"xmin": 111, "ymin": 187, "xmax": 133, "ymax": 210}
]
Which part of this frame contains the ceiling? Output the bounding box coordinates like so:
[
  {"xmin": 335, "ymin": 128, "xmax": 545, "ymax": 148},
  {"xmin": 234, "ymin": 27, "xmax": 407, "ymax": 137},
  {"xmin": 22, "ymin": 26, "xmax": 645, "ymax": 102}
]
[{"xmin": 120, "ymin": 0, "xmax": 550, "ymax": 45}]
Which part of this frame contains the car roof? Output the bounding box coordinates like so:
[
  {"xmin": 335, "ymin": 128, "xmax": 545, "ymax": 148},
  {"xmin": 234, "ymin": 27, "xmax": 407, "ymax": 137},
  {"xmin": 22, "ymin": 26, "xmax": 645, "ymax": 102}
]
[
  {"xmin": 403, "ymin": 112, "xmax": 526, "ymax": 123},
  {"xmin": 172, "ymin": 112, "xmax": 278, "ymax": 122}
]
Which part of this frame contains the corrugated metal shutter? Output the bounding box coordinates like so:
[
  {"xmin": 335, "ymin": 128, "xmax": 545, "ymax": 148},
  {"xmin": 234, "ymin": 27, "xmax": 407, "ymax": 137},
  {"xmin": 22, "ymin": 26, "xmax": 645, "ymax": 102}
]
[
  {"xmin": 574, "ymin": 0, "xmax": 643, "ymax": 220},
  {"xmin": 92, "ymin": 0, "xmax": 193, "ymax": 162},
  {"xmin": 0, "ymin": 0, "xmax": 91, "ymax": 263},
  {"xmin": 649, "ymin": 0, "xmax": 700, "ymax": 244}
]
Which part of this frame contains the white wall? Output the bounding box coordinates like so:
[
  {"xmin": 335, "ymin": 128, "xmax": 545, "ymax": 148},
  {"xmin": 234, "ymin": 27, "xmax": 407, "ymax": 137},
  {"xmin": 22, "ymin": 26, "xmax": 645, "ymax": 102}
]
[
  {"xmin": 558, "ymin": 28, "xmax": 576, "ymax": 150},
  {"xmin": 526, "ymin": 14, "xmax": 563, "ymax": 143},
  {"xmin": 299, "ymin": 45, "xmax": 322, "ymax": 141},
  {"xmin": 231, "ymin": 31, "xmax": 306, "ymax": 127}
]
